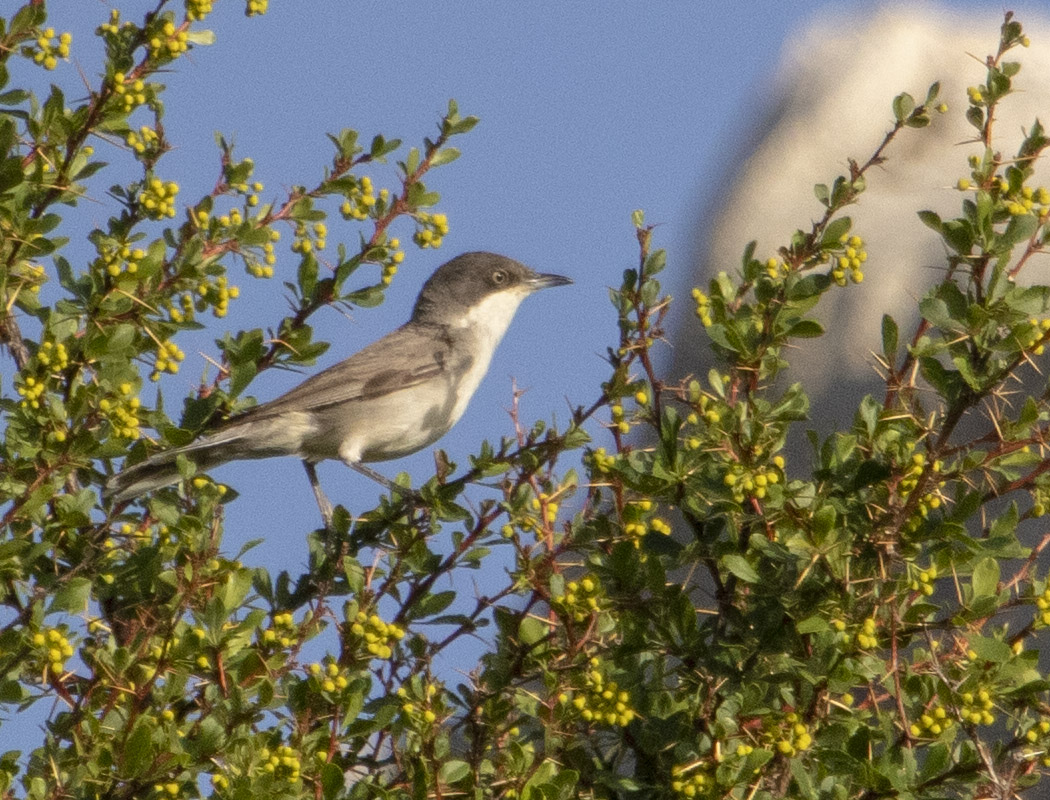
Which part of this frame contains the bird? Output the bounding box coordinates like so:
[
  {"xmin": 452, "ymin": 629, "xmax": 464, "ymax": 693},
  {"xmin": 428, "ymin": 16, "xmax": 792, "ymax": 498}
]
[{"xmin": 105, "ymin": 251, "xmax": 572, "ymax": 522}]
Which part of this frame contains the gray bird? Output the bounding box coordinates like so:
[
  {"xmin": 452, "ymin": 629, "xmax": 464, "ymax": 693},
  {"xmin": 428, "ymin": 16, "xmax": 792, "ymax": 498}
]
[{"xmin": 105, "ymin": 251, "xmax": 572, "ymax": 519}]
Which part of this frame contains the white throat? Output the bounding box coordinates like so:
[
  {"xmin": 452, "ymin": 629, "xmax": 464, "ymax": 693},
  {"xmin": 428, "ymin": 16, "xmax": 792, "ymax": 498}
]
[{"xmin": 447, "ymin": 286, "xmax": 532, "ymax": 424}]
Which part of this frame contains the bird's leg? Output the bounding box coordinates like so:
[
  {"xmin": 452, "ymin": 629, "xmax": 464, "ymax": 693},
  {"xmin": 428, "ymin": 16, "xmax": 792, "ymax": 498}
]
[
  {"xmin": 303, "ymin": 461, "xmax": 333, "ymax": 529},
  {"xmin": 347, "ymin": 461, "xmax": 421, "ymax": 504}
]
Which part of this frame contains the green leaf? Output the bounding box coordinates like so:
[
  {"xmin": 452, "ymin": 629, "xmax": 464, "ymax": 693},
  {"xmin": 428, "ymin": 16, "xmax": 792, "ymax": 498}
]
[
  {"xmin": 48, "ymin": 577, "xmax": 92, "ymax": 614},
  {"xmin": 812, "ymin": 505, "xmax": 836, "ymax": 539},
  {"xmin": 968, "ymin": 634, "xmax": 1012, "ymax": 663},
  {"xmin": 917, "ymin": 209, "xmax": 942, "ymax": 232},
  {"xmin": 438, "ymin": 760, "xmax": 470, "ymax": 784},
  {"xmin": 298, "ymin": 252, "xmax": 319, "ymax": 300},
  {"xmin": 320, "ymin": 762, "xmax": 344, "ymax": 799},
  {"xmin": 796, "ymin": 615, "xmax": 829, "ymax": 634},
  {"xmin": 644, "ymin": 248, "xmax": 667, "ymax": 276},
  {"xmin": 722, "ymin": 554, "xmax": 759, "ymax": 583},
  {"xmin": 786, "ymin": 319, "xmax": 824, "ymax": 338},
  {"xmin": 429, "ymin": 147, "xmax": 460, "ymax": 167},
  {"xmin": 881, "ymin": 314, "xmax": 898, "ymax": 361},
  {"xmin": 0, "ymin": 157, "xmax": 23, "ymax": 193},
  {"xmin": 786, "ymin": 273, "xmax": 830, "ymax": 301},
  {"xmin": 821, "ymin": 216, "xmax": 852, "ymax": 246},
  {"xmin": 414, "ymin": 590, "xmax": 455, "ymax": 618},
  {"xmin": 918, "ymin": 297, "xmax": 960, "ymax": 332},
  {"xmin": 1000, "ymin": 211, "xmax": 1038, "ymax": 250},
  {"xmin": 403, "ymin": 146, "xmax": 420, "ymax": 175},
  {"xmin": 185, "ymin": 29, "xmax": 215, "ymax": 45},
  {"xmin": 519, "ymin": 615, "xmax": 548, "ymax": 646},
  {"xmin": 971, "ymin": 557, "xmax": 1000, "ymax": 599},
  {"xmin": 892, "ymin": 92, "xmax": 915, "ymax": 123},
  {"xmin": 813, "ymin": 183, "xmax": 830, "ymax": 207},
  {"xmin": 919, "ymin": 357, "xmax": 965, "ymax": 404},
  {"xmin": 941, "ymin": 218, "xmax": 975, "ymax": 254},
  {"xmin": 229, "ymin": 359, "xmax": 258, "ymax": 398},
  {"xmin": 185, "ymin": 716, "xmax": 224, "ymax": 759},
  {"xmin": 11, "ymin": 4, "xmax": 45, "ymax": 36},
  {"xmin": 220, "ymin": 570, "xmax": 253, "ymax": 613},
  {"xmin": 123, "ymin": 717, "xmax": 156, "ymax": 777}
]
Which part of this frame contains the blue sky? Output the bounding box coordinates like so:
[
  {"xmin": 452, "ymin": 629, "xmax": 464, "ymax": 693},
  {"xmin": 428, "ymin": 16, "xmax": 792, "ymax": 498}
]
[
  {"xmin": 10, "ymin": 0, "xmax": 1050, "ymax": 752},
  {"xmin": 45, "ymin": 1, "xmax": 846, "ymax": 556}
]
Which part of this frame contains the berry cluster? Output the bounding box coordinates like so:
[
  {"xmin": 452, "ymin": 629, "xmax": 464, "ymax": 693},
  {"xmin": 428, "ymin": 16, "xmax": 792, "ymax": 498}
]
[
  {"xmin": 186, "ymin": 0, "xmax": 214, "ymax": 21},
  {"xmin": 670, "ymin": 763, "xmax": 713, "ymax": 798},
  {"xmin": 110, "ymin": 72, "xmax": 153, "ymax": 114},
  {"xmin": 1021, "ymin": 316, "xmax": 1050, "ymax": 355},
  {"xmin": 16, "ymin": 338, "xmax": 71, "ymax": 411},
  {"xmin": 589, "ymin": 446, "xmax": 618, "ymax": 474},
  {"xmin": 189, "ymin": 475, "xmax": 228, "ymax": 499},
  {"xmin": 609, "ymin": 400, "xmax": 629, "ymax": 435},
  {"xmin": 959, "ymin": 688, "xmax": 996, "ymax": 726},
  {"xmin": 307, "ymin": 661, "xmax": 351, "ymax": 695},
  {"xmin": 291, "ymin": 221, "xmax": 327, "ymax": 255},
  {"xmin": 551, "ymin": 575, "xmax": 604, "ymax": 623},
  {"xmin": 125, "ymin": 125, "xmax": 160, "ymax": 159},
  {"xmin": 907, "ymin": 563, "xmax": 937, "ymax": 597},
  {"xmin": 348, "ymin": 610, "xmax": 405, "ymax": 660},
  {"xmin": 198, "ymin": 275, "xmax": 239, "ymax": 318},
  {"xmin": 1005, "ymin": 184, "xmax": 1050, "ymax": 216},
  {"xmin": 248, "ymin": 235, "xmax": 278, "ymax": 279},
  {"xmin": 1034, "ymin": 584, "xmax": 1050, "ymax": 627},
  {"xmin": 29, "ymin": 626, "xmax": 75, "ymax": 679},
  {"xmin": 721, "ymin": 456, "xmax": 784, "ymax": 503},
  {"xmin": 764, "ymin": 256, "xmax": 789, "ymax": 281},
  {"xmin": 956, "ymin": 135, "xmax": 1050, "ymax": 230},
  {"xmin": 30, "ymin": 27, "xmax": 72, "ymax": 71},
  {"xmin": 1023, "ymin": 718, "xmax": 1050, "ymax": 767},
  {"xmin": 97, "ymin": 9, "xmax": 125, "ymax": 36},
  {"xmin": 259, "ymin": 611, "xmax": 297, "ymax": 648},
  {"xmin": 621, "ymin": 500, "xmax": 671, "ymax": 550},
  {"xmin": 696, "ymin": 388, "xmax": 725, "ymax": 424},
  {"xmin": 763, "ymin": 711, "xmax": 813, "ymax": 757},
  {"xmin": 557, "ymin": 658, "xmax": 635, "ymax": 728},
  {"xmin": 691, "ymin": 287, "xmax": 713, "ymax": 327},
  {"xmin": 855, "ymin": 617, "xmax": 879, "ymax": 650},
  {"xmin": 99, "ymin": 381, "xmax": 142, "ymax": 439},
  {"xmin": 376, "ymin": 237, "xmax": 405, "ymax": 285},
  {"xmin": 215, "ymin": 207, "xmax": 244, "ymax": 229},
  {"xmin": 397, "ymin": 681, "xmax": 443, "ymax": 728},
  {"xmin": 9, "ymin": 261, "xmax": 45, "ymax": 298},
  {"xmin": 898, "ymin": 451, "xmax": 946, "ymax": 532},
  {"xmin": 15, "ymin": 375, "xmax": 44, "ymax": 411},
  {"xmin": 138, "ymin": 177, "xmax": 180, "ymax": 219},
  {"xmin": 413, "ymin": 212, "xmax": 449, "ymax": 249},
  {"xmin": 340, "ymin": 176, "xmax": 380, "ymax": 221},
  {"xmin": 908, "ymin": 702, "xmax": 954, "ymax": 738},
  {"xmin": 36, "ymin": 340, "xmax": 69, "ymax": 372},
  {"xmin": 150, "ymin": 339, "xmax": 186, "ymax": 381},
  {"xmin": 508, "ymin": 491, "xmax": 562, "ymax": 537},
  {"xmin": 95, "ymin": 240, "xmax": 146, "ymax": 278},
  {"xmin": 147, "ymin": 20, "xmax": 189, "ymax": 63},
  {"xmin": 166, "ymin": 292, "xmax": 196, "ymax": 324},
  {"xmin": 257, "ymin": 744, "xmax": 300, "ymax": 785},
  {"xmin": 831, "ymin": 234, "xmax": 867, "ymax": 286},
  {"xmin": 151, "ymin": 781, "xmax": 186, "ymax": 799}
]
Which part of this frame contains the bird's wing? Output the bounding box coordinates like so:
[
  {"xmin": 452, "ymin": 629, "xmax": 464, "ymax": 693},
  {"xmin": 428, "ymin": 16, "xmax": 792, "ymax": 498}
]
[{"xmin": 233, "ymin": 323, "xmax": 461, "ymax": 422}]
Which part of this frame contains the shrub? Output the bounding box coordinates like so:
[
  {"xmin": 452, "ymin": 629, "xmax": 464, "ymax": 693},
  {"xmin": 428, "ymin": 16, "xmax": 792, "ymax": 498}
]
[{"xmin": 2, "ymin": 4, "xmax": 1050, "ymax": 799}]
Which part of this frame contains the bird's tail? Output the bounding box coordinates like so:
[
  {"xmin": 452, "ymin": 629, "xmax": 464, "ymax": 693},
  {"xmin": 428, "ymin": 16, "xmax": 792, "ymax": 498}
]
[{"xmin": 104, "ymin": 428, "xmax": 249, "ymax": 504}]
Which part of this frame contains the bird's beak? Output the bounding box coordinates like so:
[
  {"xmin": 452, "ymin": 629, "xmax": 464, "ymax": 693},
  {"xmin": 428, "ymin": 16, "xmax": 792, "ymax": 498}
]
[{"xmin": 528, "ymin": 272, "xmax": 573, "ymax": 291}]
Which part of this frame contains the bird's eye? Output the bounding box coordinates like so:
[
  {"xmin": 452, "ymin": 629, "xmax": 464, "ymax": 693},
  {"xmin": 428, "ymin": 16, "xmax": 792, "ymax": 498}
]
[{"xmin": 491, "ymin": 269, "xmax": 507, "ymax": 285}]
